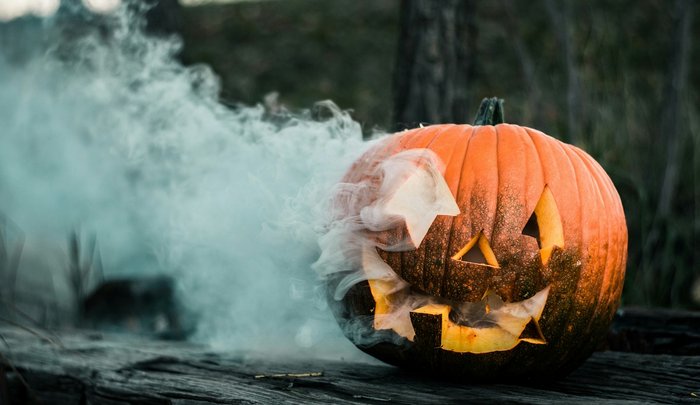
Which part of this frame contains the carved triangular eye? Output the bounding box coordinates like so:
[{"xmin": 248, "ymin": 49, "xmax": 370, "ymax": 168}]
[
  {"xmin": 522, "ymin": 185, "xmax": 564, "ymax": 265},
  {"xmin": 522, "ymin": 211, "xmax": 541, "ymax": 247},
  {"xmin": 452, "ymin": 231, "xmax": 500, "ymax": 268}
]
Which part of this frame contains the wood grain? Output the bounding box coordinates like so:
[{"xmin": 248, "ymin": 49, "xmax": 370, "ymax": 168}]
[{"xmin": 1, "ymin": 320, "xmax": 698, "ymax": 404}]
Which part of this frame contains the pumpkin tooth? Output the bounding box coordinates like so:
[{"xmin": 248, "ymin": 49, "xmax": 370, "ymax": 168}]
[
  {"xmin": 409, "ymin": 285, "xmax": 550, "ymax": 353},
  {"xmin": 518, "ymin": 316, "xmax": 547, "ymax": 345}
]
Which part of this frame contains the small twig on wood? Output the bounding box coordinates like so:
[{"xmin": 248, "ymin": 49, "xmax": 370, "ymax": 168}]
[
  {"xmin": 353, "ymin": 394, "xmax": 392, "ymax": 402},
  {"xmin": 254, "ymin": 372, "xmax": 323, "ymax": 379}
]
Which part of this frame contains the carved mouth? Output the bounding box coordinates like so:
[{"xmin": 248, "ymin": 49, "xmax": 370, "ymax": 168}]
[{"xmin": 364, "ymin": 246, "xmax": 550, "ymax": 354}]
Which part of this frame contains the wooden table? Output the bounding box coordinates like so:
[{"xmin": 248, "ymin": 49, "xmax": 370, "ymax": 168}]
[{"xmin": 1, "ymin": 308, "xmax": 699, "ymax": 404}]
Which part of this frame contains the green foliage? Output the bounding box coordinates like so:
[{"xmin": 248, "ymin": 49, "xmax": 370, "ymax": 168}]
[{"xmin": 179, "ymin": 0, "xmax": 398, "ymax": 132}]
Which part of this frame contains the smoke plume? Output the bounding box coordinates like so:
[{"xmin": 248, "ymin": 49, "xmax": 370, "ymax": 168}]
[{"xmin": 0, "ymin": 4, "xmax": 381, "ymax": 360}]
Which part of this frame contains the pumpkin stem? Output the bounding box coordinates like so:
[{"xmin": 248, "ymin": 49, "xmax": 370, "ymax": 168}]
[{"xmin": 473, "ymin": 97, "xmax": 505, "ymax": 125}]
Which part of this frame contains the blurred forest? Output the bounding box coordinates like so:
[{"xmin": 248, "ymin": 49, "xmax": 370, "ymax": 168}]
[{"xmin": 175, "ymin": 0, "xmax": 699, "ymax": 308}]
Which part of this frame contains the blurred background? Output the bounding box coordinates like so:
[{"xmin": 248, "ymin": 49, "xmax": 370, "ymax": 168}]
[
  {"xmin": 177, "ymin": 0, "xmax": 700, "ymax": 309},
  {"xmin": 0, "ymin": 0, "xmax": 697, "ymax": 346}
]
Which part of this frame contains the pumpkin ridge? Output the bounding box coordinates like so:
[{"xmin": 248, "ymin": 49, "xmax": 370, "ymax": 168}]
[
  {"xmin": 423, "ymin": 125, "xmax": 469, "ymax": 296},
  {"xmin": 571, "ymin": 147, "xmax": 622, "ymax": 337},
  {"xmin": 574, "ymin": 148, "xmax": 627, "ymax": 306},
  {"xmin": 517, "ymin": 127, "xmax": 549, "ymax": 261},
  {"xmin": 525, "ymin": 128, "xmax": 585, "ymax": 363},
  {"xmin": 525, "ymin": 128, "xmax": 583, "ymax": 243},
  {"xmin": 419, "ymin": 126, "xmax": 465, "ymax": 294},
  {"xmin": 491, "ymin": 124, "xmax": 505, "ymax": 257},
  {"xmin": 492, "ymin": 125, "xmax": 533, "ymax": 301},
  {"xmin": 566, "ymin": 147, "xmax": 606, "ymax": 336},
  {"xmin": 611, "ymin": 189, "xmax": 627, "ymax": 308},
  {"xmin": 488, "ymin": 125, "xmax": 501, "ymax": 243},
  {"xmin": 456, "ymin": 126, "xmax": 499, "ymax": 299},
  {"xmin": 398, "ymin": 126, "xmax": 435, "ymax": 149},
  {"xmin": 521, "ymin": 128, "xmax": 547, "ymax": 210},
  {"xmin": 399, "ymin": 126, "xmax": 451, "ymax": 289},
  {"xmin": 473, "ymin": 127, "xmax": 499, "ymax": 243},
  {"xmin": 441, "ymin": 125, "xmax": 477, "ymax": 298},
  {"xmin": 559, "ymin": 144, "xmax": 603, "ymax": 360},
  {"xmin": 531, "ymin": 128, "xmax": 584, "ymax": 242},
  {"xmin": 477, "ymin": 124, "xmax": 524, "ymax": 374},
  {"xmin": 574, "ymin": 146, "xmax": 622, "ymax": 360}
]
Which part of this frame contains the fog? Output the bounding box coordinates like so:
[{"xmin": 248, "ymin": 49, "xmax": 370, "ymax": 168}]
[{"xmin": 0, "ymin": 4, "xmax": 382, "ymax": 360}]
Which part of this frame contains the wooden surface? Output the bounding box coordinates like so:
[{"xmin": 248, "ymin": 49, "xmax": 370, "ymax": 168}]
[
  {"xmin": 607, "ymin": 307, "xmax": 700, "ymax": 355},
  {"xmin": 1, "ymin": 319, "xmax": 699, "ymax": 404}
]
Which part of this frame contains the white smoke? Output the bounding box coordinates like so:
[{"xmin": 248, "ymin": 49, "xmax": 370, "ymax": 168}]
[
  {"xmin": 312, "ymin": 148, "xmax": 461, "ymax": 345},
  {"xmin": 0, "ymin": 4, "xmax": 381, "ymax": 360},
  {"xmin": 314, "ymin": 149, "xmax": 454, "ymax": 297}
]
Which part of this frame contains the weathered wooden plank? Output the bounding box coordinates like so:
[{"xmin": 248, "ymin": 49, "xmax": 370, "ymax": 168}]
[
  {"xmin": 1, "ymin": 326, "xmax": 698, "ymax": 404},
  {"xmin": 607, "ymin": 307, "xmax": 700, "ymax": 355}
]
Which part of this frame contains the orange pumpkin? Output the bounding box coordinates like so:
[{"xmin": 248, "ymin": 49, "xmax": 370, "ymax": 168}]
[{"xmin": 325, "ymin": 98, "xmax": 627, "ymax": 381}]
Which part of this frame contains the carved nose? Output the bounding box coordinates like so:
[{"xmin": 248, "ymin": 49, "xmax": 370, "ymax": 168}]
[{"xmin": 452, "ymin": 230, "xmax": 499, "ymax": 268}]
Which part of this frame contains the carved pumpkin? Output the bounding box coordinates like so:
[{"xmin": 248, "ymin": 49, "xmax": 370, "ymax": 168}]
[{"xmin": 322, "ymin": 98, "xmax": 627, "ymax": 381}]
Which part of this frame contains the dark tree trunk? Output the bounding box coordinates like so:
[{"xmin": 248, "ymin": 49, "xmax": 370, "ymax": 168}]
[
  {"xmin": 392, "ymin": 0, "xmax": 476, "ymax": 131},
  {"xmin": 657, "ymin": 0, "xmax": 694, "ymax": 219},
  {"xmin": 501, "ymin": 0, "xmax": 544, "ymax": 129},
  {"xmin": 545, "ymin": 0, "xmax": 582, "ymax": 144}
]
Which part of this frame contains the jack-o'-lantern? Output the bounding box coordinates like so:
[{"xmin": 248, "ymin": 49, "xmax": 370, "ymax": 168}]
[{"xmin": 317, "ymin": 98, "xmax": 627, "ymax": 381}]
